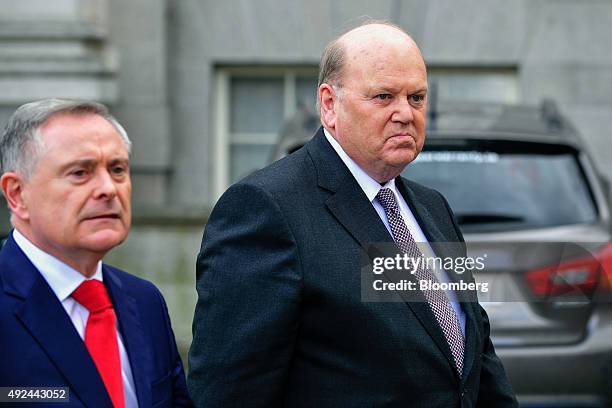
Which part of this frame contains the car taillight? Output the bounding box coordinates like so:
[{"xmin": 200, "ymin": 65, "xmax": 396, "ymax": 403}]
[{"xmin": 525, "ymin": 243, "xmax": 612, "ymax": 297}]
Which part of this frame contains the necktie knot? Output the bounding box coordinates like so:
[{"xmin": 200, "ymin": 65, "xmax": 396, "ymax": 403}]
[
  {"xmin": 72, "ymin": 280, "xmax": 113, "ymax": 313},
  {"xmin": 376, "ymin": 188, "xmax": 399, "ymax": 213}
]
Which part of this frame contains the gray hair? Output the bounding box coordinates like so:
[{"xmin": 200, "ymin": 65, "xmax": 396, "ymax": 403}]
[
  {"xmin": 318, "ymin": 37, "xmax": 346, "ymax": 89},
  {"xmin": 0, "ymin": 98, "xmax": 131, "ymax": 179}
]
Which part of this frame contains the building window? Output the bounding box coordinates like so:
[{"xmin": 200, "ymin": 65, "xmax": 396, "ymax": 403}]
[
  {"xmin": 214, "ymin": 67, "xmax": 318, "ymax": 197},
  {"xmin": 214, "ymin": 66, "xmax": 518, "ymax": 197},
  {"xmin": 428, "ymin": 68, "xmax": 519, "ymax": 104}
]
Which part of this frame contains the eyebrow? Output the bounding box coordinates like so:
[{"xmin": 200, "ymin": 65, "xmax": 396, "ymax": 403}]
[
  {"xmin": 58, "ymin": 157, "xmax": 129, "ymax": 172},
  {"xmin": 368, "ymin": 85, "xmax": 398, "ymax": 94},
  {"xmin": 59, "ymin": 159, "xmax": 95, "ymax": 171},
  {"xmin": 108, "ymin": 158, "xmax": 130, "ymax": 166},
  {"xmin": 368, "ymin": 86, "xmax": 429, "ymax": 94}
]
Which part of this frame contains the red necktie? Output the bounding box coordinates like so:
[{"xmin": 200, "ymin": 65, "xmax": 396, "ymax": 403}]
[{"xmin": 72, "ymin": 280, "xmax": 125, "ymax": 408}]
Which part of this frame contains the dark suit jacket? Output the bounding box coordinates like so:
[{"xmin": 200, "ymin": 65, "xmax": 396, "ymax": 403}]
[
  {"xmin": 0, "ymin": 233, "xmax": 193, "ymax": 407},
  {"xmin": 189, "ymin": 128, "xmax": 518, "ymax": 407}
]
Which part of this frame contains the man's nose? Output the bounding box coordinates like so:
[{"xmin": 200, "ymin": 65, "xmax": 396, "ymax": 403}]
[
  {"xmin": 93, "ymin": 170, "xmax": 118, "ymax": 200},
  {"xmin": 391, "ymin": 97, "xmax": 415, "ymax": 124}
]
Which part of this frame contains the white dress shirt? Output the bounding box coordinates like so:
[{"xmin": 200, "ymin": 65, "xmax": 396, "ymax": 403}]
[
  {"xmin": 323, "ymin": 128, "xmax": 466, "ymax": 334},
  {"xmin": 13, "ymin": 229, "xmax": 139, "ymax": 407}
]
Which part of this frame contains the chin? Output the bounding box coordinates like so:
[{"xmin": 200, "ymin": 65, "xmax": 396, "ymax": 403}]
[
  {"xmin": 386, "ymin": 152, "xmax": 417, "ymax": 168},
  {"xmin": 81, "ymin": 230, "xmax": 128, "ymax": 252}
]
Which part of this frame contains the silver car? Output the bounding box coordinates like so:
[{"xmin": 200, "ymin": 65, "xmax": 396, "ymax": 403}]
[{"xmin": 408, "ymin": 102, "xmax": 612, "ymax": 407}]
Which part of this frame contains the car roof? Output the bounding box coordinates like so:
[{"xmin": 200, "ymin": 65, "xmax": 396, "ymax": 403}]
[{"xmin": 426, "ymin": 101, "xmax": 581, "ymax": 148}]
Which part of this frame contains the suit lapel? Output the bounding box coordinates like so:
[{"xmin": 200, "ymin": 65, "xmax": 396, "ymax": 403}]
[
  {"xmin": 306, "ymin": 128, "xmax": 391, "ymax": 248},
  {"xmin": 395, "ymin": 178, "xmax": 447, "ymax": 244},
  {"xmin": 104, "ymin": 267, "xmax": 152, "ymax": 408},
  {"xmin": 459, "ymin": 301, "xmax": 479, "ymax": 380},
  {"xmin": 324, "ymin": 179, "xmax": 393, "ymax": 250},
  {"xmin": 375, "ymin": 230, "xmax": 461, "ymax": 377},
  {"xmin": 1, "ymin": 236, "xmax": 113, "ymax": 408},
  {"xmin": 397, "ymin": 177, "xmax": 480, "ymax": 379}
]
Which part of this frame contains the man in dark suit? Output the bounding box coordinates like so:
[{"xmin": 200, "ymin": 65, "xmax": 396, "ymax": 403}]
[
  {"xmin": 0, "ymin": 99, "xmax": 193, "ymax": 407},
  {"xmin": 189, "ymin": 22, "xmax": 518, "ymax": 407}
]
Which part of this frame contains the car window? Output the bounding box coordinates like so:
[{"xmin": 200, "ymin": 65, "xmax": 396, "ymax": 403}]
[{"xmin": 403, "ymin": 140, "xmax": 598, "ymax": 233}]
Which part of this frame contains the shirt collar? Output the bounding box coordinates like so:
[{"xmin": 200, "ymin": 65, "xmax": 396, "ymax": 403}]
[
  {"xmin": 323, "ymin": 127, "xmax": 399, "ymax": 202},
  {"xmin": 12, "ymin": 229, "xmax": 103, "ymax": 302}
]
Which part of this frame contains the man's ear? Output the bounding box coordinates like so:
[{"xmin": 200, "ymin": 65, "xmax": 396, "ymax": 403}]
[
  {"xmin": 1, "ymin": 172, "xmax": 29, "ymax": 221},
  {"xmin": 319, "ymin": 84, "xmax": 338, "ymax": 130}
]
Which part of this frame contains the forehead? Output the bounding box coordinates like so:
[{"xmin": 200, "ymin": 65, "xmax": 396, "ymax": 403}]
[
  {"xmin": 340, "ymin": 28, "xmax": 426, "ymax": 87},
  {"xmin": 39, "ymin": 112, "xmax": 128, "ymax": 155}
]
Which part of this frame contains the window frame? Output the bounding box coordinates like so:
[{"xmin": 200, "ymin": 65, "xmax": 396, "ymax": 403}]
[{"xmin": 213, "ymin": 66, "xmax": 319, "ymax": 198}]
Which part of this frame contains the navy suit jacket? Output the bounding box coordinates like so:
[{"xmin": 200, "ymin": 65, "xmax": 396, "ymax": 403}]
[
  {"xmin": 189, "ymin": 128, "xmax": 517, "ymax": 407},
  {"xmin": 0, "ymin": 234, "xmax": 193, "ymax": 407}
]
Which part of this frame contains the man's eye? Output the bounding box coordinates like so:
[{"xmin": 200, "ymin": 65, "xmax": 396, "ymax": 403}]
[
  {"xmin": 376, "ymin": 94, "xmax": 391, "ymax": 101},
  {"xmin": 410, "ymin": 94, "xmax": 425, "ymax": 104},
  {"xmin": 71, "ymin": 170, "xmax": 86, "ymax": 177},
  {"xmin": 111, "ymin": 166, "xmax": 127, "ymax": 175}
]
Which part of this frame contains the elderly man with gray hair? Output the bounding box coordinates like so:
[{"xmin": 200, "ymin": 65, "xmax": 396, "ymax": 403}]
[{"xmin": 0, "ymin": 99, "xmax": 193, "ymax": 407}]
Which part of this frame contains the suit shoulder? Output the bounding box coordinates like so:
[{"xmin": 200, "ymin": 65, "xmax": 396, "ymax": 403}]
[{"xmin": 233, "ymin": 147, "xmax": 314, "ymax": 196}]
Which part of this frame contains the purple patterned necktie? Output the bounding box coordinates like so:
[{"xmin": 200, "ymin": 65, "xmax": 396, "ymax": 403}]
[{"xmin": 376, "ymin": 188, "xmax": 465, "ymax": 376}]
